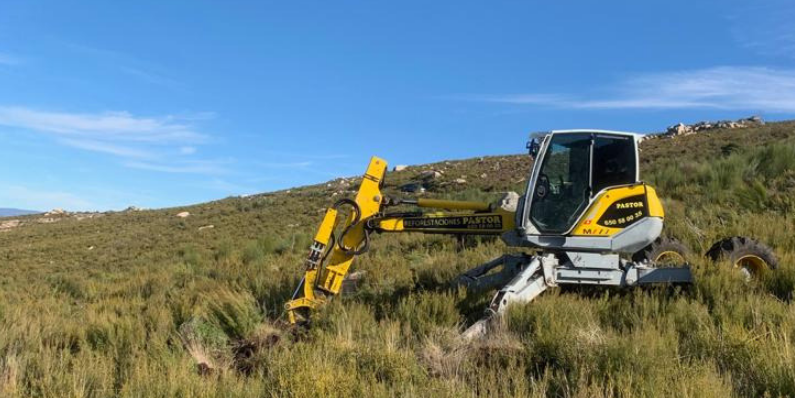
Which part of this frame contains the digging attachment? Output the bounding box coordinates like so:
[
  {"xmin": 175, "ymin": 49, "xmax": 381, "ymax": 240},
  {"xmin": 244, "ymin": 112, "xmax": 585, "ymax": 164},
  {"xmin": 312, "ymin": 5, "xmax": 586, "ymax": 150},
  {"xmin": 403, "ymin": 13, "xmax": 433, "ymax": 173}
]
[{"xmin": 285, "ymin": 156, "xmax": 388, "ymax": 325}]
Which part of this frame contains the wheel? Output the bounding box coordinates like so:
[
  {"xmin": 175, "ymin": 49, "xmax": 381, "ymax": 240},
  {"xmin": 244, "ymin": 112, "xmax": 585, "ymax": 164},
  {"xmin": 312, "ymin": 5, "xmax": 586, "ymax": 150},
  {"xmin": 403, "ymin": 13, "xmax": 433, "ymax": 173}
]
[
  {"xmin": 632, "ymin": 236, "xmax": 690, "ymax": 267},
  {"xmin": 706, "ymin": 236, "xmax": 778, "ymax": 278}
]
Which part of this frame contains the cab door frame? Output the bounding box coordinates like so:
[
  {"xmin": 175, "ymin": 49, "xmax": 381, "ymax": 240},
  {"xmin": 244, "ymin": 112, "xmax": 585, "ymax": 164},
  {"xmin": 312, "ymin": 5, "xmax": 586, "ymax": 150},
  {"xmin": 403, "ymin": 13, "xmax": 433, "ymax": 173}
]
[{"xmin": 520, "ymin": 130, "xmax": 641, "ymax": 237}]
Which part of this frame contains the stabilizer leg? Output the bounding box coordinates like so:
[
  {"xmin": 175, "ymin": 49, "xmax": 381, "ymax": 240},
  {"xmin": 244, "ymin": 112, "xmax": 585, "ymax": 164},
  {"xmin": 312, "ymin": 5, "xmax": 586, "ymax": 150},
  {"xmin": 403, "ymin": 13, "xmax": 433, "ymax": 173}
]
[
  {"xmin": 454, "ymin": 254, "xmax": 533, "ymax": 293},
  {"xmin": 461, "ymin": 255, "xmax": 555, "ymax": 340}
]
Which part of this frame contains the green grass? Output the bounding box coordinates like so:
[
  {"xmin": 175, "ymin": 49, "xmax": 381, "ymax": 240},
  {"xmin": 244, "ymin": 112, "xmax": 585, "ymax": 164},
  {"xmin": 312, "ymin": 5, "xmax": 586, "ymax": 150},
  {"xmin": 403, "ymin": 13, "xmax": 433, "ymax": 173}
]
[{"xmin": 1, "ymin": 121, "xmax": 795, "ymax": 397}]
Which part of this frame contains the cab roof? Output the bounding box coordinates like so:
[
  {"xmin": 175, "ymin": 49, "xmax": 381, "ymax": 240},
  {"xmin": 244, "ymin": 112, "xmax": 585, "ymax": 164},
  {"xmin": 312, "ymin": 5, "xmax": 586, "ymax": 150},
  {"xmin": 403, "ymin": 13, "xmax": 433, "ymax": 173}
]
[{"xmin": 550, "ymin": 129, "xmax": 639, "ymax": 137}]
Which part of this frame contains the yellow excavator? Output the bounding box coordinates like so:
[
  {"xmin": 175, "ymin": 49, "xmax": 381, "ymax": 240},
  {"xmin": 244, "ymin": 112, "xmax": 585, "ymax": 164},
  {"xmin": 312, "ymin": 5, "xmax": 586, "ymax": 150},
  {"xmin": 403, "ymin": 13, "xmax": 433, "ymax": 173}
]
[{"xmin": 285, "ymin": 130, "xmax": 778, "ymax": 336}]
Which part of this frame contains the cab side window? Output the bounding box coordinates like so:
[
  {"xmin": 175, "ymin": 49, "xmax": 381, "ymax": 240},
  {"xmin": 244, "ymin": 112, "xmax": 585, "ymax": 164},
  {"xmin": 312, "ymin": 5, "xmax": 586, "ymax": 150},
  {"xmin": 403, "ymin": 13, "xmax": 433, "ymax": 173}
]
[{"xmin": 592, "ymin": 135, "xmax": 637, "ymax": 193}]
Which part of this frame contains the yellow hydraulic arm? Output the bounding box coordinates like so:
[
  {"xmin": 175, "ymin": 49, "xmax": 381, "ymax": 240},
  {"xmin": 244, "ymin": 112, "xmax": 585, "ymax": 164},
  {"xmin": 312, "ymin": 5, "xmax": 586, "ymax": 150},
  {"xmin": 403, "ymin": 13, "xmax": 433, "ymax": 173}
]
[
  {"xmin": 285, "ymin": 156, "xmax": 515, "ymax": 325},
  {"xmin": 285, "ymin": 156, "xmax": 388, "ymax": 324}
]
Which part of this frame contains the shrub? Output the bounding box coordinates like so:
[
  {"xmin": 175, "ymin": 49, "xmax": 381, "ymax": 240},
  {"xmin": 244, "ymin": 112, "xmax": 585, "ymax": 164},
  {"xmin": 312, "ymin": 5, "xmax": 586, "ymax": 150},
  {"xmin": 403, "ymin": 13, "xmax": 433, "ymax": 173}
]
[{"xmin": 203, "ymin": 289, "xmax": 262, "ymax": 340}]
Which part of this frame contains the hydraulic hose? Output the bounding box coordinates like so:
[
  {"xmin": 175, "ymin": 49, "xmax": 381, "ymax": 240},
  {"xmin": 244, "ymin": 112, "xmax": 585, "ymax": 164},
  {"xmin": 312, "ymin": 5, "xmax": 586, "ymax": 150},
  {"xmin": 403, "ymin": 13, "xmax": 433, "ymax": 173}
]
[
  {"xmin": 332, "ymin": 198, "xmax": 371, "ymax": 256},
  {"xmin": 312, "ymin": 199, "xmax": 370, "ymax": 292}
]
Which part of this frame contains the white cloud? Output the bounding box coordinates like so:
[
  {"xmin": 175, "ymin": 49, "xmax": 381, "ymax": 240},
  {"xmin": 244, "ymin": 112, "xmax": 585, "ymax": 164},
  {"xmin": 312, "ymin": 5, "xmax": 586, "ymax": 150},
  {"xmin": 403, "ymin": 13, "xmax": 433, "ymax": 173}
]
[
  {"xmin": 199, "ymin": 178, "xmax": 253, "ymax": 193},
  {"xmin": 2, "ymin": 185, "xmax": 95, "ymax": 212},
  {"xmin": 257, "ymin": 161, "xmax": 314, "ymax": 169},
  {"xmin": 0, "ymin": 52, "xmax": 22, "ymax": 66},
  {"xmin": 123, "ymin": 159, "xmax": 230, "ymax": 174},
  {"xmin": 63, "ymin": 42, "xmax": 179, "ymax": 87},
  {"xmin": 459, "ymin": 66, "xmax": 795, "ymax": 113},
  {"xmin": 0, "ymin": 106, "xmax": 229, "ymax": 175},
  {"xmin": 256, "ymin": 150, "xmax": 349, "ymax": 160},
  {"xmin": 0, "ymin": 107, "xmax": 207, "ymax": 143},
  {"xmin": 729, "ymin": 1, "xmax": 795, "ymax": 59},
  {"xmin": 0, "ymin": 184, "xmax": 161, "ymax": 212},
  {"xmin": 449, "ymin": 93, "xmax": 568, "ymax": 106},
  {"xmin": 58, "ymin": 138, "xmax": 154, "ymax": 159},
  {"xmin": 119, "ymin": 66, "xmax": 178, "ymax": 87}
]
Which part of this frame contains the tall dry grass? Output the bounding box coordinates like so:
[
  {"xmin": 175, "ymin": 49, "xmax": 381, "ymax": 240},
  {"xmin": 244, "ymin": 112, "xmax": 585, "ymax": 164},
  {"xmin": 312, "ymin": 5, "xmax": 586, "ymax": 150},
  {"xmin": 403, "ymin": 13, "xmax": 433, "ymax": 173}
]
[{"xmin": 0, "ymin": 122, "xmax": 794, "ymax": 396}]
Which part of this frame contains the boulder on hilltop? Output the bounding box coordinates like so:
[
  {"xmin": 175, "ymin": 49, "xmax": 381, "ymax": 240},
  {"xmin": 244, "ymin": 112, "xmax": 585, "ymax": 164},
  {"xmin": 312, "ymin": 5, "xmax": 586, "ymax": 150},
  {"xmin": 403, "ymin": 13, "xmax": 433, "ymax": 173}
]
[{"xmin": 663, "ymin": 116, "xmax": 764, "ymax": 138}]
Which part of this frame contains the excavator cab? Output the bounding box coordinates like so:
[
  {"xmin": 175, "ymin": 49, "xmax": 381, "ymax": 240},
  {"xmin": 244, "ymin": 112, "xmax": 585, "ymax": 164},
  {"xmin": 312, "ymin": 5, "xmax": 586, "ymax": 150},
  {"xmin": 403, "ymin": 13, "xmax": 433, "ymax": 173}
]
[{"xmin": 514, "ymin": 130, "xmax": 663, "ymax": 255}]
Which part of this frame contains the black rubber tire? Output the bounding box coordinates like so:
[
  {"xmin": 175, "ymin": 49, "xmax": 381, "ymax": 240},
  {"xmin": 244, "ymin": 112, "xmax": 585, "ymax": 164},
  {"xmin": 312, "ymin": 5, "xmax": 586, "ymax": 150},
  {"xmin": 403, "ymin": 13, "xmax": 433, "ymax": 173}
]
[
  {"xmin": 705, "ymin": 236, "xmax": 778, "ymax": 275},
  {"xmin": 632, "ymin": 236, "xmax": 691, "ymax": 267}
]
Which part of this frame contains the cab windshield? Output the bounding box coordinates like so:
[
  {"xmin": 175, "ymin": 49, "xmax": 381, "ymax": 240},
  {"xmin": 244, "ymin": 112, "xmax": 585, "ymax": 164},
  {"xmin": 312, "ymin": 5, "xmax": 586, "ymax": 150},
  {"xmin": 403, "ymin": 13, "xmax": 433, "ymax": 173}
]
[{"xmin": 530, "ymin": 133, "xmax": 591, "ymax": 234}]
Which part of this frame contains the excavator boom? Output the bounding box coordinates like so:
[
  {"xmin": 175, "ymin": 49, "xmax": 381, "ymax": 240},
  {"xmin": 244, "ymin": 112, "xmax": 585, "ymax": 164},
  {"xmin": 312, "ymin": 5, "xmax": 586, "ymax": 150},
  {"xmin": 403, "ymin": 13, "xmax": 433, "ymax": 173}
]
[{"xmin": 285, "ymin": 156, "xmax": 516, "ymax": 324}]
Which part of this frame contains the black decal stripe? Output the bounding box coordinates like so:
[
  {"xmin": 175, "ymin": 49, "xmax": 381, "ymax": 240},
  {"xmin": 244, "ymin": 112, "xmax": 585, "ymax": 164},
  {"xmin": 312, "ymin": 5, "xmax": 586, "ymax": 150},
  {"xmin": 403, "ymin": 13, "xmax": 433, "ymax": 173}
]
[{"xmin": 596, "ymin": 194, "xmax": 648, "ymax": 228}]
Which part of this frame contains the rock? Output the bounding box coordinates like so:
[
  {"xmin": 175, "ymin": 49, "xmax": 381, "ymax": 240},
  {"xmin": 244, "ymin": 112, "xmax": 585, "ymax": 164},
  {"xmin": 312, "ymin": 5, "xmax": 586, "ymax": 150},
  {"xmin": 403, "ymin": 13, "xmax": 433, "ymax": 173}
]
[
  {"xmin": 342, "ymin": 271, "xmax": 366, "ymax": 294},
  {"xmin": 0, "ymin": 219, "xmax": 21, "ymax": 231},
  {"xmin": 400, "ymin": 182, "xmax": 426, "ymax": 193},
  {"xmin": 480, "ymin": 173, "xmax": 488, "ymax": 179},
  {"xmin": 176, "ymin": 211, "xmax": 190, "ymax": 218},
  {"xmin": 198, "ymin": 225, "xmax": 214, "ymax": 231},
  {"xmin": 498, "ymin": 192, "xmax": 520, "ymax": 212},
  {"xmin": 45, "ymin": 208, "xmax": 67, "ymax": 216},
  {"xmin": 83, "ymin": 213, "xmax": 103, "ymax": 221},
  {"xmin": 693, "ymin": 122, "xmax": 712, "ymax": 131},
  {"xmin": 87, "ymin": 246, "xmax": 95, "ymax": 250},
  {"xmin": 666, "ymin": 123, "xmax": 692, "ymax": 136},
  {"xmin": 419, "ymin": 170, "xmax": 443, "ymax": 180},
  {"xmin": 663, "ymin": 116, "xmax": 765, "ymax": 138},
  {"xmin": 454, "ymin": 178, "xmax": 467, "ymax": 184},
  {"xmin": 393, "ymin": 165, "xmax": 409, "ymax": 172}
]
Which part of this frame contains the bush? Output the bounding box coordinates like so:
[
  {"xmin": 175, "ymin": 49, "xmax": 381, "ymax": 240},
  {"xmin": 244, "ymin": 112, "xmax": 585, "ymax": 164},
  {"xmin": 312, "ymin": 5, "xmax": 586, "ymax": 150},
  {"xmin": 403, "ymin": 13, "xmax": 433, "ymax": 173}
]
[{"xmin": 203, "ymin": 289, "xmax": 262, "ymax": 340}]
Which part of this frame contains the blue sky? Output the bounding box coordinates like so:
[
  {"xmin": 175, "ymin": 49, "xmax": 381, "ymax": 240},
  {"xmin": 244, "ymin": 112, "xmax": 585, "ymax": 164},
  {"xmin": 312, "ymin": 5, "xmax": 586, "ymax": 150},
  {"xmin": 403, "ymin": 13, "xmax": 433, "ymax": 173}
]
[{"xmin": 1, "ymin": 1, "xmax": 794, "ymax": 211}]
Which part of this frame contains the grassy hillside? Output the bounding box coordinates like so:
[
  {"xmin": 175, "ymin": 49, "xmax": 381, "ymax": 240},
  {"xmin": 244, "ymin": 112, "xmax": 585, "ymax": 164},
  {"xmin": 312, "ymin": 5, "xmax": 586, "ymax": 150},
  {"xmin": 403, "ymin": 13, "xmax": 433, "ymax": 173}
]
[{"xmin": 1, "ymin": 121, "xmax": 795, "ymax": 397}]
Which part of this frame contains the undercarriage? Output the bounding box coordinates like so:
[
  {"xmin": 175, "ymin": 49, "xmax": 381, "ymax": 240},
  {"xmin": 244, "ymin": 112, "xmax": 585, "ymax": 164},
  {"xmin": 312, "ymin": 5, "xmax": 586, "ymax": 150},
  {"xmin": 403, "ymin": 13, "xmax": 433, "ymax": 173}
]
[{"xmin": 456, "ymin": 252, "xmax": 692, "ymax": 339}]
